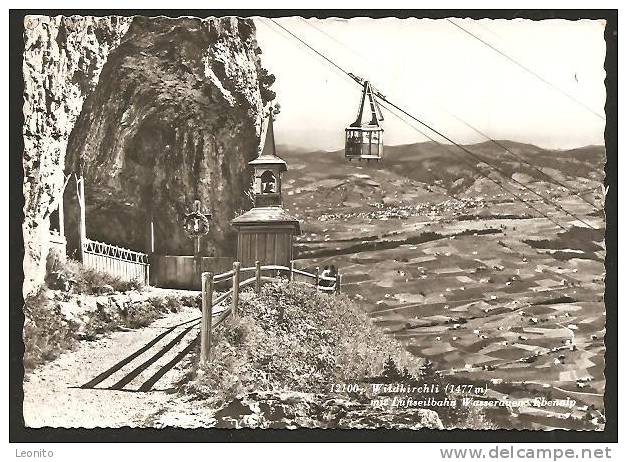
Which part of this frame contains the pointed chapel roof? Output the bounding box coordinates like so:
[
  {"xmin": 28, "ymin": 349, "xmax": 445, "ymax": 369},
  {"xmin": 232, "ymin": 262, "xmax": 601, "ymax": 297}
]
[
  {"xmin": 350, "ymin": 81, "xmax": 384, "ymax": 128},
  {"xmin": 249, "ymin": 115, "xmax": 287, "ymax": 171}
]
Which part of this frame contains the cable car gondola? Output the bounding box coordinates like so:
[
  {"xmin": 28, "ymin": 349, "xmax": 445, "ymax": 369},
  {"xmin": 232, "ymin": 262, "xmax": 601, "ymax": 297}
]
[{"xmin": 345, "ymin": 80, "xmax": 384, "ymax": 162}]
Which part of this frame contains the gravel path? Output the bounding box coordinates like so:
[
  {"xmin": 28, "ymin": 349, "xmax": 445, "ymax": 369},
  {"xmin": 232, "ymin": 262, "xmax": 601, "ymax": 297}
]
[{"xmin": 23, "ymin": 305, "xmax": 202, "ymax": 428}]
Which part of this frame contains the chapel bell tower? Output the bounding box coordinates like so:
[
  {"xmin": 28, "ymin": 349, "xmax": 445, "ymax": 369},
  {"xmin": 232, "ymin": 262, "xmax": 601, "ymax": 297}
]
[
  {"xmin": 231, "ymin": 112, "xmax": 301, "ymax": 267},
  {"xmin": 249, "ymin": 114, "xmax": 287, "ymax": 207}
]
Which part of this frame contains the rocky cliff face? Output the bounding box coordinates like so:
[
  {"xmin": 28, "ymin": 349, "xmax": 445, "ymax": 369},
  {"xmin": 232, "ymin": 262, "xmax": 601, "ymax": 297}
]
[
  {"xmin": 64, "ymin": 16, "xmax": 266, "ymax": 257},
  {"xmin": 210, "ymin": 391, "xmax": 444, "ymax": 429},
  {"xmin": 23, "ymin": 16, "xmax": 133, "ymax": 296},
  {"xmin": 23, "ymin": 15, "xmax": 270, "ymax": 295}
]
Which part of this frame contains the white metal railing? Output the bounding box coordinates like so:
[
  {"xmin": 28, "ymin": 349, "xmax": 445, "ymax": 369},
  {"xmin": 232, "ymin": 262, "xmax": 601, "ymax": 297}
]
[{"xmin": 82, "ymin": 238, "xmax": 149, "ymax": 285}]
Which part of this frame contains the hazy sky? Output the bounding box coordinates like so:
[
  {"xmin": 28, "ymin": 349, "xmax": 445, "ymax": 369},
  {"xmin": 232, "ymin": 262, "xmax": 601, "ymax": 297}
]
[{"xmin": 253, "ymin": 17, "xmax": 606, "ymax": 151}]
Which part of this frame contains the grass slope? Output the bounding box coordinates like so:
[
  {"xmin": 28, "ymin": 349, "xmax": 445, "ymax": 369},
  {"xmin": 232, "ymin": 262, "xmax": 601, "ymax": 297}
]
[
  {"xmin": 188, "ymin": 281, "xmax": 422, "ymax": 402},
  {"xmin": 182, "ymin": 281, "xmax": 495, "ymax": 429}
]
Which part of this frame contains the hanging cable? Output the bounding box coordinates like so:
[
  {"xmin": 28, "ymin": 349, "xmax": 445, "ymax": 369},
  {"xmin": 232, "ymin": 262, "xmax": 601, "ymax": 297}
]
[
  {"xmin": 446, "ymin": 19, "xmax": 605, "ymax": 121},
  {"xmin": 444, "ymin": 112, "xmax": 603, "ymax": 212},
  {"xmin": 263, "ymin": 20, "xmax": 476, "ymax": 220},
  {"xmin": 376, "ymin": 94, "xmax": 597, "ymax": 229},
  {"xmin": 298, "ymin": 17, "xmax": 372, "ymax": 64},
  {"xmin": 261, "ymin": 18, "xmax": 596, "ymax": 230},
  {"xmin": 267, "ymin": 18, "xmax": 356, "ymax": 82},
  {"xmin": 377, "ymin": 99, "xmax": 570, "ymax": 231},
  {"xmin": 295, "ymin": 17, "xmax": 604, "ymax": 213}
]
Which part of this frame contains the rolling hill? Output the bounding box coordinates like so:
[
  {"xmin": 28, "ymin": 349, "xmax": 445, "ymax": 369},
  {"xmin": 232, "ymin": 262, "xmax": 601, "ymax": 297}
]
[
  {"xmin": 275, "ymin": 140, "xmax": 606, "ymax": 430},
  {"xmin": 279, "ymin": 141, "xmax": 605, "ymax": 196}
]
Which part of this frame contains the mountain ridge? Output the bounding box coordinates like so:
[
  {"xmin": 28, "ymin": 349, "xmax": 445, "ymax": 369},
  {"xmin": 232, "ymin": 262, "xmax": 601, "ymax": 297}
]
[{"xmin": 278, "ymin": 140, "xmax": 605, "ymax": 198}]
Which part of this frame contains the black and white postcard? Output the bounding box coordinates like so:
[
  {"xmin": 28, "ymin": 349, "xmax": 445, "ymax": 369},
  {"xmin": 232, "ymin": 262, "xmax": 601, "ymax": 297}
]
[{"xmin": 9, "ymin": 8, "xmax": 618, "ymax": 448}]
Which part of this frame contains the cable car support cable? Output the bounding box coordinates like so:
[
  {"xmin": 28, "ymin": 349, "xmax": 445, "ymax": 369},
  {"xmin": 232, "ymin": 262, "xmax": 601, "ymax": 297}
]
[
  {"xmin": 376, "ymin": 95, "xmax": 598, "ymax": 230},
  {"xmin": 445, "ymin": 18, "xmax": 606, "ymax": 121},
  {"xmin": 377, "ymin": 100, "xmax": 571, "ymax": 231},
  {"xmin": 444, "ymin": 112, "xmax": 604, "ymax": 213},
  {"xmin": 296, "ymin": 18, "xmax": 604, "ymax": 213},
  {"xmin": 262, "ymin": 18, "xmax": 596, "ymax": 230}
]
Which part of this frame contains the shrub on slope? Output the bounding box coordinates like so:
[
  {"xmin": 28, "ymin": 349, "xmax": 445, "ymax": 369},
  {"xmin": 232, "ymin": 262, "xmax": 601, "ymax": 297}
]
[
  {"xmin": 23, "ymin": 287, "xmax": 198, "ymax": 371},
  {"xmin": 46, "ymin": 257, "xmax": 143, "ymax": 294},
  {"xmin": 188, "ymin": 281, "xmax": 423, "ymax": 402}
]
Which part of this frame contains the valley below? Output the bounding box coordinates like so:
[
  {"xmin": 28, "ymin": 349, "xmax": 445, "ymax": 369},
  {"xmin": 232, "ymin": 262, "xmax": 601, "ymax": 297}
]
[{"xmin": 282, "ymin": 141, "xmax": 606, "ymax": 430}]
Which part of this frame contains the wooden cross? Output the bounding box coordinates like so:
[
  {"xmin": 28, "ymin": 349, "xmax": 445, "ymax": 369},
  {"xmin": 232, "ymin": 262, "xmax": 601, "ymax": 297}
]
[{"xmin": 183, "ymin": 200, "xmax": 212, "ymax": 287}]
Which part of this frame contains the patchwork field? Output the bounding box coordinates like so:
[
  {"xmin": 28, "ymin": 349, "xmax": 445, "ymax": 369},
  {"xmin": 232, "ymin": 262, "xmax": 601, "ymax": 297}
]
[{"xmin": 281, "ymin": 141, "xmax": 606, "ymax": 430}]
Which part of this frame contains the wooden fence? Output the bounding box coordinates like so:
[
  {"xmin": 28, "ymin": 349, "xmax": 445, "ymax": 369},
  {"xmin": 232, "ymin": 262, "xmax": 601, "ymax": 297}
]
[
  {"xmin": 199, "ymin": 260, "xmax": 342, "ymax": 365},
  {"xmin": 82, "ymin": 238, "xmax": 150, "ymax": 285}
]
